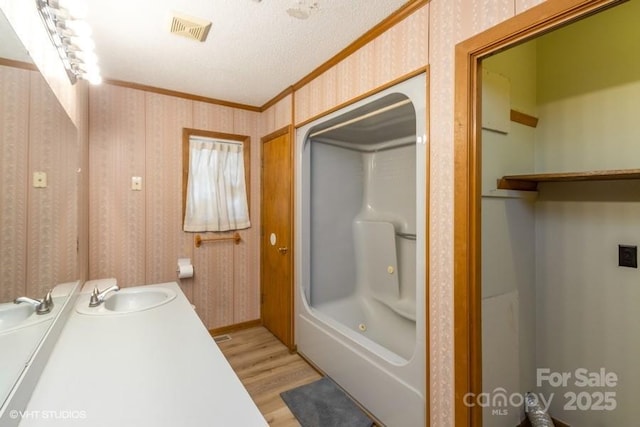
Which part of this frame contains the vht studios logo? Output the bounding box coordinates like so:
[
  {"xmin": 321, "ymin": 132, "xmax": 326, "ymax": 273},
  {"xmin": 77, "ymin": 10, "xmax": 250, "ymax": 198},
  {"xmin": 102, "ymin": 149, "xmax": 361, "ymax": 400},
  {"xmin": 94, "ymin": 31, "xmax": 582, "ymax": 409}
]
[{"xmin": 537, "ymin": 368, "xmax": 618, "ymax": 411}]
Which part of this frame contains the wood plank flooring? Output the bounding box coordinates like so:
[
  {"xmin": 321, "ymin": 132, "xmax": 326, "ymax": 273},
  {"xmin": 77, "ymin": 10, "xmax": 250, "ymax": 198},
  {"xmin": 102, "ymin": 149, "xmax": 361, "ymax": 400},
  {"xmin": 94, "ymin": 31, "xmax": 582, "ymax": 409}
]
[{"xmin": 216, "ymin": 326, "xmax": 323, "ymax": 426}]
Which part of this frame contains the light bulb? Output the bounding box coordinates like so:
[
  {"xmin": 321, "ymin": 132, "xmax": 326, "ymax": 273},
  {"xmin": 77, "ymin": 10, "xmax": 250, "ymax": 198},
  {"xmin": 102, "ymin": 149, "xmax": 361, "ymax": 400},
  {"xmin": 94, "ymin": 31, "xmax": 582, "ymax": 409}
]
[
  {"xmin": 79, "ymin": 62, "xmax": 100, "ymax": 75},
  {"xmin": 64, "ymin": 19, "xmax": 92, "ymax": 37},
  {"xmin": 64, "ymin": 35, "xmax": 95, "ymax": 51},
  {"xmin": 84, "ymin": 72, "xmax": 102, "ymax": 85},
  {"xmin": 58, "ymin": 0, "xmax": 88, "ymax": 19},
  {"xmin": 67, "ymin": 47, "xmax": 96, "ymax": 62}
]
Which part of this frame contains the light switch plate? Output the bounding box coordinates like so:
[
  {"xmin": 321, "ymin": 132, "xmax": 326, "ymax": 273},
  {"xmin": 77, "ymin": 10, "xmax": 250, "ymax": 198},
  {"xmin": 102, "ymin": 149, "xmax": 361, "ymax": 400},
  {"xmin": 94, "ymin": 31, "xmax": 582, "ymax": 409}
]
[
  {"xmin": 33, "ymin": 171, "xmax": 47, "ymax": 188},
  {"xmin": 131, "ymin": 176, "xmax": 142, "ymax": 191}
]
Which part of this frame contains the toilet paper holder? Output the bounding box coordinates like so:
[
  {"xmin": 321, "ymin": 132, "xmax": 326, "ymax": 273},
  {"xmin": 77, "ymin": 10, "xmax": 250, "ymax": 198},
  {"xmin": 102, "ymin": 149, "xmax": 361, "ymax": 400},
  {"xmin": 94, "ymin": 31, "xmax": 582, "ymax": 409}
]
[{"xmin": 177, "ymin": 258, "xmax": 194, "ymax": 279}]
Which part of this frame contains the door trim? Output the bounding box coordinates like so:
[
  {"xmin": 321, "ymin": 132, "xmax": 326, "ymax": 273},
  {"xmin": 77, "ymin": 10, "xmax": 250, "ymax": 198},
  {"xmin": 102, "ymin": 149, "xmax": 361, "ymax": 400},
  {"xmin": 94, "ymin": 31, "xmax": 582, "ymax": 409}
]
[{"xmin": 453, "ymin": 0, "xmax": 625, "ymax": 424}]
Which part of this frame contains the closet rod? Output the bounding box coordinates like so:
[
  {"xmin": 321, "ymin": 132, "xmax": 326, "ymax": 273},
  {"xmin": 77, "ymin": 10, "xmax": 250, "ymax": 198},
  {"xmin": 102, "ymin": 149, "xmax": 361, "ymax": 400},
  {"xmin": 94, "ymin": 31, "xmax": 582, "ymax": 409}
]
[{"xmin": 309, "ymin": 99, "xmax": 411, "ymax": 138}]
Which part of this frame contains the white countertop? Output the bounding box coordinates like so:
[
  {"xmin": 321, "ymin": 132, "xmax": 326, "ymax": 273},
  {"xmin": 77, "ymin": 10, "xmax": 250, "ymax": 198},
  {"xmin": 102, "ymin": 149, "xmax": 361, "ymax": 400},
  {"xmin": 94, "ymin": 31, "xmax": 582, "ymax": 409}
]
[
  {"xmin": 0, "ymin": 321, "xmax": 51, "ymax": 404},
  {"xmin": 17, "ymin": 282, "xmax": 267, "ymax": 427}
]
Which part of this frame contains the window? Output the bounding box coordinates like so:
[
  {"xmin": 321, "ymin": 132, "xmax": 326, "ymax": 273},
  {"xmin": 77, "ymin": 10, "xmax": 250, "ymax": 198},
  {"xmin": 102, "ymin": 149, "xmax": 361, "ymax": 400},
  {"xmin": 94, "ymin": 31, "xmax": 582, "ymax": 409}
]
[{"xmin": 182, "ymin": 128, "xmax": 251, "ymax": 232}]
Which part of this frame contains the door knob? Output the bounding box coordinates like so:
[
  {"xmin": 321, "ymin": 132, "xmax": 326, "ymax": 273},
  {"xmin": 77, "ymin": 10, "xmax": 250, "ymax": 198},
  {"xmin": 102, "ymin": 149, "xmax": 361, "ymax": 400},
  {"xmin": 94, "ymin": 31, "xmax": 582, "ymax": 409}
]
[{"xmin": 278, "ymin": 247, "xmax": 288, "ymax": 254}]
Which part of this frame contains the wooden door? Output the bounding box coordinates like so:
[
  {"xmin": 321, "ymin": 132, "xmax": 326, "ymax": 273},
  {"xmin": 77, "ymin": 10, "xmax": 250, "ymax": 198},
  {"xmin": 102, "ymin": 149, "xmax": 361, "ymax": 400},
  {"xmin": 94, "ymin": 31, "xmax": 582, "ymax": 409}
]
[{"xmin": 261, "ymin": 128, "xmax": 293, "ymax": 349}]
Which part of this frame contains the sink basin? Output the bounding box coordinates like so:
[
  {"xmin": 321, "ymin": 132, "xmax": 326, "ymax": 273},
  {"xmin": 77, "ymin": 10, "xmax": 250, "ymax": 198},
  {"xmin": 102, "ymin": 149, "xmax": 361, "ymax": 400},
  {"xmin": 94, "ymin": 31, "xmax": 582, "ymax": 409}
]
[
  {"xmin": 0, "ymin": 303, "xmax": 35, "ymax": 332},
  {"xmin": 76, "ymin": 286, "xmax": 176, "ymax": 315},
  {"xmin": 104, "ymin": 289, "xmax": 174, "ymax": 312},
  {"xmin": 0, "ymin": 300, "xmax": 55, "ymax": 334}
]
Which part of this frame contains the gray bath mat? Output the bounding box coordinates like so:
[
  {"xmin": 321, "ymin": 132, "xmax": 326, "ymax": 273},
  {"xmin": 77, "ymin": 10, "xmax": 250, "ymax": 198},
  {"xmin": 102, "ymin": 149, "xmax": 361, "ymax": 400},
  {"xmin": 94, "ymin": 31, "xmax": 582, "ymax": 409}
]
[{"xmin": 280, "ymin": 377, "xmax": 373, "ymax": 427}]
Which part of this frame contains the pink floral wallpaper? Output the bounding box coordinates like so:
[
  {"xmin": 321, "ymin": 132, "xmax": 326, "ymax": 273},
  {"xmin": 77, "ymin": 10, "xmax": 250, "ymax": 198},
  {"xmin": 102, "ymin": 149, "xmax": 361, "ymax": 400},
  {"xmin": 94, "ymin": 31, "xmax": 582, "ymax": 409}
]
[
  {"xmin": 0, "ymin": 65, "xmax": 29, "ymax": 302},
  {"xmin": 88, "ymin": 84, "xmax": 261, "ymax": 330},
  {"xmin": 0, "ymin": 64, "xmax": 78, "ymax": 302}
]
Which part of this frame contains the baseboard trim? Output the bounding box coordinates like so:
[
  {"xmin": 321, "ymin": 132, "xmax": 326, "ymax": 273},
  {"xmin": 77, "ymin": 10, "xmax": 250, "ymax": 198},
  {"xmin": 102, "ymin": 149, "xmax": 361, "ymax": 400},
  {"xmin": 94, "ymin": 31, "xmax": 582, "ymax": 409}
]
[{"xmin": 208, "ymin": 319, "xmax": 262, "ymax": 337}]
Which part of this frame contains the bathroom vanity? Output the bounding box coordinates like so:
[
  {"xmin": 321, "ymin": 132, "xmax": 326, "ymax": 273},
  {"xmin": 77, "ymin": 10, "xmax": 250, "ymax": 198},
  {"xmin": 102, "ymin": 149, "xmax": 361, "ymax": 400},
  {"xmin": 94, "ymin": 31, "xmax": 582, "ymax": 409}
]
[{"xmin": 1, "ymin": 281, "xmax": 267, "ymax": 427}]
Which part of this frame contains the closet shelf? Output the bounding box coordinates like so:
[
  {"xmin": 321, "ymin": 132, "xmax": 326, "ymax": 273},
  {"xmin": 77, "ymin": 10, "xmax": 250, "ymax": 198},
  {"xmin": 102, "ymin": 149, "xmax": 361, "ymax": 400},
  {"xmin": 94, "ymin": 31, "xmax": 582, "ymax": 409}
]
[{"xmin": 497, "ymin": 168, "xmax": 640, "ymax": 191}]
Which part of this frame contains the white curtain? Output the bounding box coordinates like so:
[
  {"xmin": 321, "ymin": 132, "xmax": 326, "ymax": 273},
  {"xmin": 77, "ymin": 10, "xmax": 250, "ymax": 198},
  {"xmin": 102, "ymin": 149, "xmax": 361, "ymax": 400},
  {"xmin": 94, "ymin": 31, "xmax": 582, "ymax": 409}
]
[{"xmin": 184, "ymin": 137, "xmax": 250, "ymax": 232}]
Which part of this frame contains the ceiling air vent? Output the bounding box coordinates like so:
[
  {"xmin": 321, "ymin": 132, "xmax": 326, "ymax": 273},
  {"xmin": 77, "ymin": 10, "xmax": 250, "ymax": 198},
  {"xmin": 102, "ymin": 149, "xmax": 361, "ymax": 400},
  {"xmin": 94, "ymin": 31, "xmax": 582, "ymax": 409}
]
[{"xmin": 170, "ymin": 12, "xmax": 212, "ymax": 42}]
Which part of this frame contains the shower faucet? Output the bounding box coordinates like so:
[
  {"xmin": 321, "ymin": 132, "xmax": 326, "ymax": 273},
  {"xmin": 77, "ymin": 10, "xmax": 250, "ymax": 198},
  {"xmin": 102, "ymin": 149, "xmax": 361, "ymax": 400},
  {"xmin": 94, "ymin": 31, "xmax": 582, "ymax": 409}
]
[{"xmin": 14, "ymin": 290, "xmax": 54, "ymax": 315}]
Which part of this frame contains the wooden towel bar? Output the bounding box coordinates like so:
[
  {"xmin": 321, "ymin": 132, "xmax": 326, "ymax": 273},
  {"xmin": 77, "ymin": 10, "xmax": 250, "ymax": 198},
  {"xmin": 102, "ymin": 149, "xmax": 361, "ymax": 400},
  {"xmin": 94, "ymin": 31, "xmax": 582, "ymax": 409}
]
[{"xmin": 195, "ymin": 232, "xmax": 241, "ymax": 248}]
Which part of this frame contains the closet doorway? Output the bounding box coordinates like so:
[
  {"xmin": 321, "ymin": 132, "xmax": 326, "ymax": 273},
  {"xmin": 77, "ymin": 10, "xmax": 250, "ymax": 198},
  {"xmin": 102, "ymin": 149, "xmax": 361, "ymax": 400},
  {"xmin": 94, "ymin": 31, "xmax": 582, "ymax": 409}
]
[{"xmin": 454, "ymin": 0, "xmax": 640, "ymax": 426}]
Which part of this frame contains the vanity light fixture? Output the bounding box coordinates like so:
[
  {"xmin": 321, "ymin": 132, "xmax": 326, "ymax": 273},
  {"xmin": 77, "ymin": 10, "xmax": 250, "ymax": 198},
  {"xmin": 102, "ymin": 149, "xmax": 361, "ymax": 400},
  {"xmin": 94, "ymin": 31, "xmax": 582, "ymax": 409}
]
[
  {"xmin": 286, "ymin": 0, "xmax": 319, "ymax": 20},
  {"xmin": 35, "ymin": 0, "xmax": 102, "ymax": 85}
]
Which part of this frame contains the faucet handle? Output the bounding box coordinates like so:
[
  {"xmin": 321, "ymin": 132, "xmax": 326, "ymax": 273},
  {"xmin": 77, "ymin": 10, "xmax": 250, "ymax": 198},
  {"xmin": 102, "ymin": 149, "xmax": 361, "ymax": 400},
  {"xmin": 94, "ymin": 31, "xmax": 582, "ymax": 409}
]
[
  {"xmin": 35, "ymin": 290, "xmax": 53, "ymax": 315},
  {"xmin": 43, "ymin": 290, "xmax": 53, "ymax": 308},
  {"xmin": 89, "ymin": 287, "xmax": 100, "ymax": 307}
]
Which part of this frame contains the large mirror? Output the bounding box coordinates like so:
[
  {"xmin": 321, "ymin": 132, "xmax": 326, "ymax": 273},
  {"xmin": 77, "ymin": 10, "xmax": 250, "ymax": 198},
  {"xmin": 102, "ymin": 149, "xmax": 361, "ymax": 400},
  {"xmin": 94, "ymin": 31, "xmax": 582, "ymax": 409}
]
[{"xmin": 0, "ymin": 9, "xmax": 79, "ymax": 409}]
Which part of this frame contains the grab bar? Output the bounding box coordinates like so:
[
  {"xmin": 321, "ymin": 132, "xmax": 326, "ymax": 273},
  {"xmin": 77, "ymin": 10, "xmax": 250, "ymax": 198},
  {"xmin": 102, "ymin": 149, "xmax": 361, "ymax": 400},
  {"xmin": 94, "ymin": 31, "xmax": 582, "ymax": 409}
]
[{"xmin": 396, "ymin": 232, "xmax": 416, "ymax": 241}]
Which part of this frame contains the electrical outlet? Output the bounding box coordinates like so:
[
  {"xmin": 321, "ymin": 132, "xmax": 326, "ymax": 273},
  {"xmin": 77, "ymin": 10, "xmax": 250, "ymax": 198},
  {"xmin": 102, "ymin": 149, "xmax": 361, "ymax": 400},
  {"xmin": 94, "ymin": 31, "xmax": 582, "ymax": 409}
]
[{"xmin": 618, "ymin": 245, "xmax": 637, "ymax": 268}]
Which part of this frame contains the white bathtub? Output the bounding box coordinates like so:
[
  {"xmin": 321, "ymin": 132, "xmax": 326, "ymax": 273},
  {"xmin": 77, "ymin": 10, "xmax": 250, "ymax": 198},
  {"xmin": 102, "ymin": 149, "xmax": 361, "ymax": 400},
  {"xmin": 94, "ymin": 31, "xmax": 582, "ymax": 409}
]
[{"xmin": 295, "ymin": 73, "xmax": 427, "ymax": 426}]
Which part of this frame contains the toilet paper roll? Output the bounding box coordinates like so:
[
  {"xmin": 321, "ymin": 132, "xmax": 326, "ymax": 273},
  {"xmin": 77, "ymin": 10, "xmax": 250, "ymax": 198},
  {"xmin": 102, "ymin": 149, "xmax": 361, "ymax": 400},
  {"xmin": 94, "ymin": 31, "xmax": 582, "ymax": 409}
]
[{"xmin": 177, "ymin": 258, "xmax": 194, "ymax": 279}]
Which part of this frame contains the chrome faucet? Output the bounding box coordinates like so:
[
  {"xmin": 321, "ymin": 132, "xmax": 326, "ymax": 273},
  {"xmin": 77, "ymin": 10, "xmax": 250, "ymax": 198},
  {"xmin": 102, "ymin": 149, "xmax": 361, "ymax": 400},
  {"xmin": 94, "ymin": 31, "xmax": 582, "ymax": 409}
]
[
  {"xmin": 89, "ymin": 284, "xmax": 120, "ymax": 307},
  {"xmin": 14, "ymin": 290, "xmax": 54, "ymax": 315}
]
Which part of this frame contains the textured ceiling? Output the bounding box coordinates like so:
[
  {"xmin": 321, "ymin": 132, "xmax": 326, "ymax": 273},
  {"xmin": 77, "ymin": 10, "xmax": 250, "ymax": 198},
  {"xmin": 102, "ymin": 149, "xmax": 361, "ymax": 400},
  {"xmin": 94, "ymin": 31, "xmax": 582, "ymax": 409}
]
[{"xmin": 83, "ymin": 0, "xmax": 408, "ymax": 107}]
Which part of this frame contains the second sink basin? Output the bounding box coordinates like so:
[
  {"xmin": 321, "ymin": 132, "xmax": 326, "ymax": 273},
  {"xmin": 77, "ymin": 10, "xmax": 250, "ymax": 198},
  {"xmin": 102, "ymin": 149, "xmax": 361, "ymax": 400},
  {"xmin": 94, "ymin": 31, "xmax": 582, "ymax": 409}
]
[
  {"xmin": 0, "ymin": 303, "xmax": 35, "ymax": 332},
  {"xmin": 76, "ymin": 286, "xmax": 177, "ymax": 315},
  {"xmin": 0, "ymin": 300, "xmax": 56, "ymax": 334}
]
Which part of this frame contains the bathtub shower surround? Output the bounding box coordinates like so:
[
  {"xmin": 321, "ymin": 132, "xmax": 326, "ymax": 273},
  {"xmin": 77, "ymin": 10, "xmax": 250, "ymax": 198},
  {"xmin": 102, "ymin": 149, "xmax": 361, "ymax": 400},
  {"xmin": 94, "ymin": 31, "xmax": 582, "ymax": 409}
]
[{"xmin": 295, "ymin": 73, "xmax": 427, "ymax": 426}]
